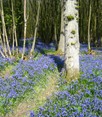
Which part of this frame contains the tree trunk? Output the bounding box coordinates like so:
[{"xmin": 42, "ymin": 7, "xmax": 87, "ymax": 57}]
[
  {"xmin": 0, "ymin": 29, "xmax": 4, "ymax": 50},
  {"xmin": 58, "ymin": 0, "xmax": 64, "ymax": 53},
  {"xmin": 11, "ymin": 0, "xmax": 18, "ymax": 55},
  {"xmin": 0, "ymin": 49, "xmax": 5, "ymax": 58},
  {"xmin": 0, "ymin": 31, "xmax": 5, "ymax": 58},
  {"xmin": 12, "ymin": 28, "xmax": 15, "ymax": 55},
  {"xmin": 64, "ymin": 0, "xmax": 80, "ymax": 82},
  {"xmin": 1, "ymin": 26, "xmax": 8, "ymax": 57},
  {"xmin": 0, "ymin": 0, "xmax": 11, "ymax": 58},
  {"xmin": 30, "ymin": 1, "xmax": 41, "ymax": 56},
  {"xmin": 54, "ymin": 24, "xmax": 58, "ymax": 50},
  {"xmin": 88, "ymin": 2, "xmax": 91, "ymax": 51},
  {"xmin": 22, "ymin": 0, "xmax": 27, "ymax": 59},
  {"xmin": 101, "ymin": 37, "xmax": 102, "ymax": 46}
]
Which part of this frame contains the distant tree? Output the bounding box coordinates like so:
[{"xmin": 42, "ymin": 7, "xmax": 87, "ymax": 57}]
[
  {"xmin": 38, "ymin": 0, "xmax": 61, "ymax": 44},
  {"xmin": 58, "ymin": 0, "xmax": 64, "ymax": 53},
  {"xmin": 22, "ymin": 0, "xmax": 27, "ymax": 59},
  {"xmin": 87, "ymin": 0, "xmax": 91, "ymax": 51},
  {"xmin": 11, "ymin": 0, "xmax": 18, "ymax": 55},
  {"xmin": 30, "ymin": 0, "xmax": 41, "ymax": 55},
  {"xmin": 79, "ymin": 0, "xmax": 102, "ymax": 47}
]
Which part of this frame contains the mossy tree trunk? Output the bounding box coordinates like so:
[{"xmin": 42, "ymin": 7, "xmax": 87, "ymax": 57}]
[{"xmin": 64, "ymin": 0, "xmax": 80, "ymax": 82}]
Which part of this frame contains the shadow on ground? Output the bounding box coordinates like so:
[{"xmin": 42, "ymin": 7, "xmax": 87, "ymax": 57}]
[
  {"xmin": 48, "ymin": 55, "xmax": 64, "ymax": 72},
  {"xmin": 35, "ymin": 47, "xmax": 64, "ymax": 72}
]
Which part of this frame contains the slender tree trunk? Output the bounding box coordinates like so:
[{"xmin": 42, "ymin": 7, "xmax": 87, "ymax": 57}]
[
  {"xmin": 0, "ymin": 1, "xmax": 8, "ymax": 57},
  {"xmin": 88, "ymin": 2, "xmax": 91, "ymax": 51},
  {"xmin": 0, "ymin": 0, "xmax": 11, "ymax": 58},
  {"xmin": 101, "ymin": 37, "xmax": 102, "ymax": 46},
  {"xmin": 94, "ymin": 14, "xmax": 97, "ymax": 45},
  {"xmin": 11, "ymin": 0, "xmax": 15, "ymax": 55},
  {"xmin": 0, "ymin": 31, "xmax": 5, "ymax": 58},
  {"xmin": 54, "ymin": 24, "xmax": 58, "ymax": 50},
  {"xmin": 58, "ymin": 0, "xmax": 64, "ymax": 53},
  {"xmin": 11, "ymin": 0, "xmax": 18, "ymax": 55},
  {"xmin": 0, "ymin": 29, "xmax": 4, "ymax": 50},
  {"xmin": 0, "ymin": 49, "xmax": 5, "ymax": 58},
  {"xmin": 12, "ymin": 28, "xmax": 15, "ymax": 55},
  {"xmin": 2, "ymin": 27, "xmax": 8, "ymax": 57},
  {"xmin": 30, "ymin": 1, "xmax": 41, "ymax": 56},
  {"xmin": 22, "ymin": 0, "xmax": 27, "ymax": 59},
  {"xmin": 64, "ymin": 0, "xmax": 80, "ymax": 82},
  {"xmin": 14, "ymin": 28, "xmax": 18, "ymax": 55}
]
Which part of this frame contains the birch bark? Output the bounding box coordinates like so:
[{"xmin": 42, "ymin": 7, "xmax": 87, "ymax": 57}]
[
  {"xmin": 64, "ymin": 0, "xmax": 80, "ymax": 82},
  {"xmin": 0, "ymin": 0, "xmax": 11, "ymax": 57}
]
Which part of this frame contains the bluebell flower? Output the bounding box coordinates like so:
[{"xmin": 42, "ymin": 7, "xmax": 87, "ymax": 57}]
[
  {"xmin": 8, "ymin": 89, "xmax": 18, "ymax": 98},
  {"xmin": 30, "ymin": 110, "xmax": 35, "ymax": 117}
]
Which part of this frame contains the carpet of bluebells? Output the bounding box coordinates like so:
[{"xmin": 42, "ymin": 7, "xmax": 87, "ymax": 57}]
[
  {"xmin": 30, "ymin": 47, "xmax": 102, "ymax": 117},
  {"xmin": 0, "ymin": 42, "xmax": 102, "ymax": 117},
  {"xmin": 0, "ymin": 55, "xmax": 57, "ymax": 116}
]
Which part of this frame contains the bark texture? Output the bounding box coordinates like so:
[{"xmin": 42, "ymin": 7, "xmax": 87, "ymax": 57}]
[
  {"xmin": 64, "ymin": 0, "xmax": 80, "ymax": 82},
  {"xmin": 1, "ymin": 0, "xmax": 11, "ymax": 57}
]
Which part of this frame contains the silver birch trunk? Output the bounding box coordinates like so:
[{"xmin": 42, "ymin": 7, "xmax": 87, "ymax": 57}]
[
  {"xmin": 58, "ymin": 0, "xmax": 64, "ymax": 53},
  {"xmin": 0, "ymin": 21, "xmax": 8, "ymax": 57},
  {"xmin": 0, "ymin": 31, "xmax": 5, "ymax": 58},
  {"xmin": 88, "ymin": 3, "xmax": 91, "ymax": 51},
  {"xmin": 64, "ymin": 0, "xmax": 80, "ymax": 82},
  {"xmin": 0, "ymin": 47, "xmax": 5, "ymax": 58},
  {"xmin": 22, "ymin": 0, "xmax": 27, "ymax": 59},
  {"xmin": 30, "ymin": 1, "xmax": 41, "ymax": 55},
  {"xmin": 0, "ymin": 0, "xmax": 11, "ymax": 57},
  {"xmin": 1, "ymin": 27, "xmax": 8, "ymax": 57},
  {"xmin": 12, "ymin": 29, "xmax": 15, "ymax": 55},
  {"xmin": 0, "ymin": 29, "xmax": 4, "ymax": 49}
]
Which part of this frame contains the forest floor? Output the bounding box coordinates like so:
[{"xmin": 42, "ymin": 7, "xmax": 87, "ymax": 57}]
[
  {"xmin": 8, "ymin": 73, "xmax": 59, "ymax": 117},
  {"xmin": 0, "ymin": 44, "xmax": 102, "ymax": 117}
]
